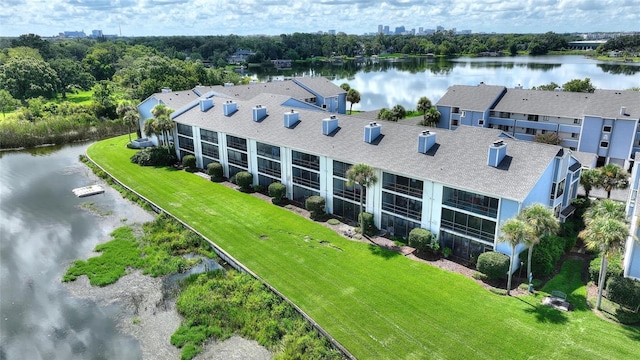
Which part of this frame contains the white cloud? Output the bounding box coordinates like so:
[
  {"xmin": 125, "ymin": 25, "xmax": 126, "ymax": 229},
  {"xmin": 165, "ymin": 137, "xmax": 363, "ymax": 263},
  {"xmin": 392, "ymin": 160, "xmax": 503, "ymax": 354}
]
[{"xmin": 1, "ymin": 0, "xmax": 639, "ymax": 37}]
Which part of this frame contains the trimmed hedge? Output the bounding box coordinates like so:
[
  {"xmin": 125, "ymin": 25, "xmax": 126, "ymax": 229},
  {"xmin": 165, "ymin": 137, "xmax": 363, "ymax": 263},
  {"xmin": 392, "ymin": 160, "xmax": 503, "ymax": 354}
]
[
  {"xmin": 206, "ymin": 162, "xmax": 224, "ymax": 182},
  {"xmin": 268, "ymin": 182, "xmax": 286, "ymax": 205},
  {"xmin": 476, "ymin": 251, "xmax": 510, "ymax": 280},
  {"xmin": 589, "ymin": 254, "xmax": 623, "ymax": 285},
  {"xmin": 235, "ymin": 171, "xmax": 253, "ymax": 192},
  {"xmin": 130, "ymin": 146, "xmax": 177, "ymax": 167},
  {"xmin": 358, "ymin": 212, "xmax": 377, "ymax": 236},
  {"xmin": 182, "ymin": 155, "xmax": 197, "ymax": 172},
  {"xmin": 408, "ymin": 228, "xmax": 438, "ymax": 252},
  {"xmin": 305, "ymin": 196, "xmax": 326, "ymax": 220},
  {"xmin": 606, "ymin": 276, "xmax": 640, "ymax": 310}
]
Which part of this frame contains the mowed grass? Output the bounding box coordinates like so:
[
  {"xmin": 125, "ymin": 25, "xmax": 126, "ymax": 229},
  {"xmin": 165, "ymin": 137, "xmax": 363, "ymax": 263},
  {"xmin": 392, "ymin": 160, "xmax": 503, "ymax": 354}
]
[{"xmin": 88, "ymin": 135, "xmax": 640, "ymax": 359}]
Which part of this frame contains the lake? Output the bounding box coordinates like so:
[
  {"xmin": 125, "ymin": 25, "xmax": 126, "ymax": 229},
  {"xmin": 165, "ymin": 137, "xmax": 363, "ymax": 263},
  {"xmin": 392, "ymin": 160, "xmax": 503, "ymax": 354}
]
[
  {"xmin": 0, "ymin": 143, "xmax": 154, "ymax": 360},
  {"xmin": 246, "ymin": 55, "xmax": 640, "ymax": 111}
]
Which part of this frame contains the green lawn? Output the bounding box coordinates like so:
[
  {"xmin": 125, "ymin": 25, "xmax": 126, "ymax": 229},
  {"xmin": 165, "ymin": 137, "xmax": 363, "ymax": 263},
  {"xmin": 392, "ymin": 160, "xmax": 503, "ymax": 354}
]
[{"xmin": 88, "ymin": 135, "xmax": 640, "ymax": 359}]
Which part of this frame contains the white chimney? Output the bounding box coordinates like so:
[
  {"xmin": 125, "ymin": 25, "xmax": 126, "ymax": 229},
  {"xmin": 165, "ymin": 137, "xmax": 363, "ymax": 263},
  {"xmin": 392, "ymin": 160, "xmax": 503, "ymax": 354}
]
[{"xmin": 620, "ymin": 106, "xmax": 627, "ymax": 116}]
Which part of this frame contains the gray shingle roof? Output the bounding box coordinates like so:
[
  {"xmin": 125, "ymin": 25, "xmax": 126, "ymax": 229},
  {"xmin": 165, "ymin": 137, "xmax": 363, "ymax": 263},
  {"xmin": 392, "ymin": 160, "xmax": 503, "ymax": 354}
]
[
  {"xmin": 493, "ymin": 89, "xmax": 594, "ymax": 118},
  {"xmin": 195, "ymin": 80, "xmax": 315, "ymax": 102},
  {"xmin": 153, "ymin": 90, "xmax": 200, "ymax": 110},
  {"xmin": 175, "ymin": 93, "xmax": 567, "ymax": 202},
  {"xmin": 293, "ymin": 77, "xmax": 347, "ymax": 97},
  {"xmin": 585, "ymin": 89, "xmax": 640, "ymax": 119},
  {"xmin": 436, "ymin": 84, "xmax": 506, "ymax": 112}
]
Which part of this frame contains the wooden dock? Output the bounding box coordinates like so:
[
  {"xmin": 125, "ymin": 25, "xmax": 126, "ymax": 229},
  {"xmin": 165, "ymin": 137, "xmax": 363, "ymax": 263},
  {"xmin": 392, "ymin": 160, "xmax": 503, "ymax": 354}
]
[{"xmin": 72, "ymin": 185, "xmax": 105, "ymax": 197}]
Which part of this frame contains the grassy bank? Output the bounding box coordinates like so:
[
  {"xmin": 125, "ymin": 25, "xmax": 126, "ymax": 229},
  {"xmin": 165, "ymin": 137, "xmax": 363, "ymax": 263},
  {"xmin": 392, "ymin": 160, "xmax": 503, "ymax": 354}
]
[{"xmin": 88, "ymin": 135, "xmax": 639, "ymax": 359}]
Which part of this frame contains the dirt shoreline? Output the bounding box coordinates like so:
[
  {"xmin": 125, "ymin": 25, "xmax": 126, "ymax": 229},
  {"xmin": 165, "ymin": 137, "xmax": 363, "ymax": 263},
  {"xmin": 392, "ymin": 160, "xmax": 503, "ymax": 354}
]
[{"xmin": 64, "ymin": 270, "xmax": 273, "ymax": 360}]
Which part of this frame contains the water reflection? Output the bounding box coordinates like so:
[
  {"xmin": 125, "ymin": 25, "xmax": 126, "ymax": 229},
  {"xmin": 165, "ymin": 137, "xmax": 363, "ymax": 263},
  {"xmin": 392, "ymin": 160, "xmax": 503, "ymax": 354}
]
[
  {"xmin": 247, "ymin": 55, "xmax": 639, "ymax": 111},
  {"xmin": 0, "ymin": 143, "xmax": 153, "ymax": 360}
]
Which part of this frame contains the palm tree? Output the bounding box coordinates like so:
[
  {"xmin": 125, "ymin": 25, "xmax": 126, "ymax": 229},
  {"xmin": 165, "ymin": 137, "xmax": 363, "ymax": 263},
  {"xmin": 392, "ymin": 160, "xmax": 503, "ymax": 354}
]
[
  {"xmin": 580, "ymin": 168, "xmax": 600, "ymax": 198},
  {"xmin": 518, "ymin": 204, "xmax": 559, "ymax": 282},
  {"xmin": 583, "ymin": 199, "xmax": 626, "ymax": 225},
  {"xmin": 416, "ymin": 96, "xmax": 432, "ymax": 118},
  {"xmin": 422, "ymin": 107, "xmax": 441, "ymax": 127},
  {"xmin": 499, "ymin": 218, "xmax": 535, "ymax": 295},
  {"xmin": 340, "ymin": 83, "xmax": 350, "ymax": 92},
  {"xmin": 390, "ymin": 104, "xmax": 406, "ymax": 121},
  {"xmin": 346, "ymin": 88, "xmax": 361, "ymax": 115},
  {"xmin": 143, "ymin": 118, "xmax": 158, "ymax": 140},
  {"xmin": 597, "ymin": 164, "xmax": 629, "ymax": 199},
  {"xmin": 346, "ymin": 163, "xmax": 378, "ymax": 235},
  {"xmin": 579, "ymin": 217, "xmax": 629, "ymax": 309},
  {"xmin": 117, "ymin": 101, "xmax": 142, "ymax": 140},
  {"xmin": 151, "ymin": 104, "xmax": 174, "ymax": 147}
]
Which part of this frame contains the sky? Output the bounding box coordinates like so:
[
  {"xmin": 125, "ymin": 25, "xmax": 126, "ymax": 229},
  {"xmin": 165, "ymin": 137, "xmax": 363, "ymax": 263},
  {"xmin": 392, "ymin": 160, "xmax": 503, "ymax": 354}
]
[{"xmin": 1, "ymin": 0, "xmax": 639, "ymax": 38}]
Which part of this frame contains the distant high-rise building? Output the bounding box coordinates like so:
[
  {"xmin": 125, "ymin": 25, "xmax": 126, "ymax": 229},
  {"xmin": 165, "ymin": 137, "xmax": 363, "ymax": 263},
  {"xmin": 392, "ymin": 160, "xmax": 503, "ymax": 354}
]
[
  {"xmin": 328, "ymin": 29, "xmax": 336, "ymax": 35},
  {"xmin": 436, "ymin": 26, "xmax": 444, "ymax": 31},
  {"xmin": 62, "ymin": 30, "xmax": 86, "ymax": 38},
  {"xmin": 91, "ymin": 30, "xmax": 103, "ymax": 37},
  {"xmin": 378, "ymin": 25, "xmax": 383, "ymax": 34},
  {"xmin": 418, "ymin": 27, "xmax": 424, "ymax": 34},
  {"xmin": 383, "ymin": 26, "xmax": 389, "ymax": 35},
  {"xmin": 394, "ymin": 26, "xmax": 405, "ymax": 34}
]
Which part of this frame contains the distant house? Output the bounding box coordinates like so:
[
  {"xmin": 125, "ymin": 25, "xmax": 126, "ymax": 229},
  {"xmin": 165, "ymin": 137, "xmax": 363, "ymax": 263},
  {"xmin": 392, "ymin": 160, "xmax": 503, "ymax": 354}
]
[
  {"xmin": 227, "ymin": 49, "xmax": 255, "ymax": 64},
  {"xmin": 137, "ymin": 80, "xmax": 585, "ymax": 271},
  {"xmin": 436, "ymin": 84, "xmax": 640, "ymax": 170},
  {"xmin": 271, "ymin": 59, "xmax": 292, "ymax": 69}
]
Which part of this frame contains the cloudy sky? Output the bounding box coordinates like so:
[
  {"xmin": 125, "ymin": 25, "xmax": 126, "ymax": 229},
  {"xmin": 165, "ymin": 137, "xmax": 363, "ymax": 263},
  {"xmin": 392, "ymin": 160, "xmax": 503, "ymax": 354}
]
[{"xmin": 2, "ymin": 0, "xmax": 639, "ymax": 37}]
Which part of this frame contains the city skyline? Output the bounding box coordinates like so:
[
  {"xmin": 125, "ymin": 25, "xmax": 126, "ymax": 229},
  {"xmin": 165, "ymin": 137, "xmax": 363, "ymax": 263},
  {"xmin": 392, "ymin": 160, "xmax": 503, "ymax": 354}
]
[{"xmin": 1, "ymin": 0, "xmax": 639, "ymax": 38}]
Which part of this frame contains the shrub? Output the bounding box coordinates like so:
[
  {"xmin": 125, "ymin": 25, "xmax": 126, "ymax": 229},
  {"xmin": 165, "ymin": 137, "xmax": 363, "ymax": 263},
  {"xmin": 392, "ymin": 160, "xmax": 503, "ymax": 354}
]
[
  {"xmin": 130, "ymin": 146, "xmax": 177, "ymax": 166},
  {"xmin": 519, "ymin": 235, "xmax": 565, "ymax": 277},
  {"xmin": 563, "ymin": 235, "xmax": 577, "ymax": 253},
  {"xmin": 235, "ymin": 171, "xmax": 253, "ymax": 192},
  {"xmin": 206, "ymin": 162, "xmax": 224, "ymax": 182},
  {"xmin": 268, "ymin": 182, "xmax": 286, "ymax": 205},
  {"xmin": 359, "ymin": 212, "xmax": 377, "ymax": 236},
  {"xmin": 589, "ymin": 253, "xmax": 623, "ymax": 284},
  {"xmin": 181, "ymin": 155, "xmax": 197, "ymax": 172},
  {"xmin": 606, "ymin": 276, "xmax": 640, "ymax": 310},
  {"xmin": 476, "ymin": 251, "xmax": 510, "ymax": 280},
  {"xmin": 305, "ymin": 196, "xmax": 326, "ymax": 220},
  {"xmin": 408, "ymin": 228, "xmax": 438, "ymax": 252}
]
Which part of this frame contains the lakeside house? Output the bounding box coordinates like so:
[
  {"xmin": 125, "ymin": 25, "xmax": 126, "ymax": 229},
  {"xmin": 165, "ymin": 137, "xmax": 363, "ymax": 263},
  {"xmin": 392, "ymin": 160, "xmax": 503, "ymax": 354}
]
[
  {"xmin": 137, "ymin": 79, "xmax": 589, "ymax": 271},
  {"xmin": 436, "ymin": 84, "xmax": 640, "ymax": 171}
]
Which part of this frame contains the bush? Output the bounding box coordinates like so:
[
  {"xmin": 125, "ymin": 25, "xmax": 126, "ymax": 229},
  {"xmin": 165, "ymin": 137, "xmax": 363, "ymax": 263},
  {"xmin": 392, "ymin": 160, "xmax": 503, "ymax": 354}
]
[
  {"xmin": 476, "ymin": 251, "xmax": 510, "ymax": 280},
  {"xmin": 181, "ymin": 155, "xmax": 197, "ymax": 172},
  {"xmin": 206, "ymin": 162, "xmax": 224, "ymax": 182},
  {"xmin": 358, "ymin": 212, "xmax": 377, "ymax": 236},
  {"xmin": 519, "ymin": 235, "xmax": 565, "ymax": 277},
  {"xmin": 589, "ymin": 253, "xmax": 623, "ymax": 284},
  {"xmin": 130, "ymin": 146, "xmax": 177, "ymax": 167},
  {"xmin": 235, "ymin": 171, "xmax": 253, "ymax": 192},
  {"xmin": 408, "ymin": 228, "xmax": 438, "ymax": 252},
  {"xmin": 305, "ymin": 196, "xmax": 326, "ymax": 220},
  {"xmin": 606, "ymin": 276, "xmax": 640, "ymax": 310},
  {"xmin": 268, "ymin": 182, "xmax": 286, "ymax": 205}
]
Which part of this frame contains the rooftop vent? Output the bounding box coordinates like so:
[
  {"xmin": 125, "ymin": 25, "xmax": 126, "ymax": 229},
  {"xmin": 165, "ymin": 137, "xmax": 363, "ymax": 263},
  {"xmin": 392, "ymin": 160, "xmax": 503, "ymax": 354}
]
[
  {"xmin": 620, "ymin": 106, "xmax": 627, "ymax": 116},
  {"xmin": 322, "ymin": 115, "xmax": 339, "ymax": 135},
  {"xmin": 418, "ymin": 130, "xmax": 437, "ymax": 154},
  {"xmin": 223, "ymin": 100, "xmax": 237, "ymax": 116},
  {"xmin": 223, "ymin": 82, "xmax": 234, "ymax": 87},
  {"xmin": 364, "ymin": 122, "xmax": 382, "ymax": 144},
  {"xmin": 284, "ymin": 109, "xmax": 299, "ymax": 128},
  {"xmin": 252, "ymin": 104, "xmax": 268, "ymax": 122},
  {"xmin": 199, "ymin": 98, "xmax": 214, "ymax": 112},
  {"xmin": 161, "ymin": 87, "xmax": 172, "ymax": 93},
  {"xmin": 488, "ymin": 140, "xmax": 507, "ymax": 167}
]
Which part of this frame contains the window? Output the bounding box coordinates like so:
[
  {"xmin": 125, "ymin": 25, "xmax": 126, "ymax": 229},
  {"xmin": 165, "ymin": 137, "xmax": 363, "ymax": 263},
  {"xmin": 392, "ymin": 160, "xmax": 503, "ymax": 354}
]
[
  {"xmin": 478, "ymin": 119, "xmax": 485, "ymax": 126},
  {"xmin": 201, "ymin": 142, "xmax": 219, "ymax": 159},
  {"xmin": 333, "ymin": 178, "xmax": 364, "ymax": 203},
  {"xmin": 542, "ymin": 116, "xmax": 550, "ymax": 121},
  {"xmin": 451, "ymin": 119, "xmax": 459, "ymax": 126},
  {"xmin": 525, "ymin": 128, "xmax": 537, "ymax": 136},
  {"xmin": 292, "ymin": 167, "xmax": 320, "ymax": 189},
  {"xmin": 226, "ymin": 135, "xmax": 247, "ymax": 151},
  {"xmin": 600, "ymin": 141, "xmax": 609, "ymax": 148},
  {"xmin": 227, "ymin": 149, "xmax": 248, "ymax": 167},
  {"xmin": 292, "ymin": 151, "xmax": 319, "ymax": 171},
  {"xmin": 603, "ymin": 125, "xmax": 612, "ymax": 133},
  {"xmin": 177, "ymin": 123, "xmax": 193, "ymax": 137},
  {"xmin": 571, "ymin": 133, "xmax": 579, "ymax": 139},
  {"xmin": 382, "ymin": 173, "xmax": 423, "ymax": 198},
  {"xmin": 442, "ymin": 187, "xmax": 499, "ymax": 218},
  {"xmin": 256, "ymin": 142, "xmax": 280, "ymax": 160},
  {"xmin": 460, "ymin": 111, "xmax": 466, "ymax": 117},
  {"xmin": 574, "ymin": 119, "xmax": 581, "ymax": 125},
  {"xmin": 382, "ymin": 192, "xmax": 422, "ymax": 221},
  {"xmin": 527, "ymin": 114, "xmax": 539, "ymax": 122},
  {"xmin": 200, "ymin": 129, "xmax": 218, "ymax": 143},
  {"xmin": 333, "ymin": 160, "xmax": 352, "ymax": 178},
  {"xmin": 439, "ymin": 208, "xmax": 496, "ymax": 243},
  {"xmin": 452, "ymin": 107, "xmax": 460, "ymax": 114},
  {"xmin": 499, "ymin": 112, "xmax": 510, "ymax": 119},
  {"xmin": 257, "ymin": 158, "xmax": 281, "ymax": 178},
  {"xmin": 177, "ymin": 136, "xmax": 194, "ymax": 151}
]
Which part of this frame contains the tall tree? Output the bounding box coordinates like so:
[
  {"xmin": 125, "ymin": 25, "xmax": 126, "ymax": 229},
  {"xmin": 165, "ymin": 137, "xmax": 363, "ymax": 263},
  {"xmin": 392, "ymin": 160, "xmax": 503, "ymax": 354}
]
[
  {"xmin": 50, "ymin": 58, "xmax": 94, "ymax": 99},
  {"xmin": 518, "ymin": 204, "xmax": 559, "ymax": 282},
  {"xmin": 0, "ymin": 89, "xmax": 18, "ymax": 118},
  {"xmin": 0, "ymin": 57, "xmax": 58, "ymax": 101},
  {"xmin": 346, "ymin": 163, "xmax": 378, "ymax": 236},
  {"xmin": 562, "ymin": 78, "xmax": 596, "ymax": 93},
  {"xmin": 117, "ymin": 101, "xmax": 141, "ymax": 142},
  {"xmin": 151, "ymin": 104, "xmax": 174, "ymax": 148},
  {"xmin": 143, "ymin": 118, "xmax": 158, "ymax": 140},
  {"xmin": 499, "ymin": 218, "xmax": 535, "ymax": 295},
  {"xmin": 583, "ymin": 199, "xmax": 626, "ymax": 225},
  {"xmin": 597, "ymin": 164, "xmax": 629, "ymax": 199},
  {"xmin": 580, "ymin": 168, "xmax": 600, "ymax": 199},
  {"xmin": 579, "ymin": 217, "xmax": 629, "ymax": 309},
  {"xmin": 390, "ymin": 104, "xmax": 406, "ymax": 121},
  {"xmin": 340, "ymin": 83, "xmax": 350, "ymax": 92},
  {"xmin": 346, "ymin": 88, "xmax": 360, "ymax": 115},
  {"xmin": 416, "ymin": 96, "xmax": 432, "ymax": 117}
]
